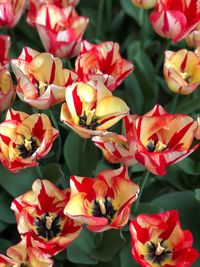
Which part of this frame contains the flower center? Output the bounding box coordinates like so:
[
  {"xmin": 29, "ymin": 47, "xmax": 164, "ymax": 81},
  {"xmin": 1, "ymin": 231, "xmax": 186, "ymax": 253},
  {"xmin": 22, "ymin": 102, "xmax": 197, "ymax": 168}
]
[
  {"xmin": 34, "ymin": 212, "xmax": 61, "ymax": 241},
  {"xmin": 146, "ymin": 140, "xmax": 167, "ymax": 152},
  {"xmin": 145, "ymin": 240, "xmax": 171, "ymax": 265},
  {"xmin": 17, "ymin": 137, "xmax": 39, "ymax": 158},
  {"xmin": 92, "ymin": 197, "xmax": 116, "ymax": 222},
  {"xmin": 35, "ymin": 80, "xmax": 49, "ymax": 95},
  {"xmin": 78, "ymin": 111, "xmax": 100, "ymax": 130},
  {"xmin": 20, "ymin": 263, "xmax": 29, "ymax": 267},
  {"xmin": 180, "ymin": 72, "xmax": 192, "ymax": 83}
]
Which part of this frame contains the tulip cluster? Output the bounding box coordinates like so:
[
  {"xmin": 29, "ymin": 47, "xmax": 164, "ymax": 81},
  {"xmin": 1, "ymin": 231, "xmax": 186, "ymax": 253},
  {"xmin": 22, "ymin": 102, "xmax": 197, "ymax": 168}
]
[{"xmin": 0, "ymin": 0, "xmax": 200, "ymax": 266}]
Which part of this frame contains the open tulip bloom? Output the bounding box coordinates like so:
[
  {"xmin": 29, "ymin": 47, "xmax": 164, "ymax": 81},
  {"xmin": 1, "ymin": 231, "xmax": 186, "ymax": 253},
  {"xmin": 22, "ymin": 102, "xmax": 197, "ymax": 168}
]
[
  {"xmin": 11, "ymin": 179, "xmax": 82, "ymax": 256},
  {"xmin": 0, "ymin": 109, "xmax": 59, "ymax": 173},
  {"xmin": 75, "ymin": 41, "xmax": 134, "ymax": 91},
  {"xmin": 60, "ymin": 80, "xmax": 130, "ymax": 138},
  {"xmin": 93, "ymin": 104, "xmax": 199, "ymax": 176},
  {"xmin": 0, "ymin": 236, "xmax": 54, "ymax": 267},
  {"xmin": 150, "ymin": 0, "xmax": 200, "ymax": 42},
  {"xmin": 130, "ymin": 210, "xmax": 199, "ymax": 266},
  {"xmin": 164, "ymin": 49, "xmax": 200, "ymax": 95},
  {"xmin": 0, "ymin": 0, "xmax": 26, "ymax": 28},
  {"xmin": 64, "ymin": 166, "xmax": 139, "ymax": 232},
  {"xmin": 27, "ymin": 0, "xmax": 79, "ymax": 26},
  {"xmin": 35, "ymin": 4, "xmax": 89, "ymax": 58},
  {"xmin": 11, "ymin": 47, "xmax": 78, "ymax": 109}
]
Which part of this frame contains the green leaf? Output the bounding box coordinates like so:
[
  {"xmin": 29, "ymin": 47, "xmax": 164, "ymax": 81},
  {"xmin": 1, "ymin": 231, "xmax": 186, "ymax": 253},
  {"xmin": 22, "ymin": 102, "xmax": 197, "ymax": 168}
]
[
  {"xmin": 195, "ymin": 189, "xmax": 200, "ymax": 202},
  {"xmin": 64, "ymin": 132, "xmax": 99, "ymax": 176},
  {"xmin": 120, "ymin": 240, "xmax": 140, "ymax": 267},
  {"xmin": 127, "ymin": 42, "xmax": 158, "ymax": 111},
  {"xmin": 177, "ymin": 158, "xmax": 198, "ymax": 175},
  {"xmin": 0, "ymin": 164, "xmax": 39, "ymax": 197},
  {"xmin": 41, "ymin": 163, "xmax": 64, "ymax": 185},
  {"xmin": 92, "ymin": 230, "xmax": 126, "ymax": 262},
  {"xmin": 120, "ymin": 0, "xmax": 144, "ymax": 26},
  {"xmin": 175, "ymin": 95, "xmax": 200, "ymax": 114},
  {"xmin": 152, "ymin": 191, "xmax": 200, "ymax": 249},
  {"xmin": 67, "ymin": 228, "xmax": 98, "ymax": 265},
  {"xmin": 136, "ymin": 203, "xmax": 163, "ymax": 215},
  {"xmin": 0, "ymin": 191, "xmax": 16, "ymax": 224},
  {"xmin": 0, "ymin": 238, "xmax": 12, "ymax": 254}
]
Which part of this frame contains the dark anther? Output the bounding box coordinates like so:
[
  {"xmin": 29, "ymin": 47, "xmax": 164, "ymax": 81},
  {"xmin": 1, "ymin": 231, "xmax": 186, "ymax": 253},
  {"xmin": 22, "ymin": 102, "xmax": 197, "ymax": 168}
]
[
  {"xmin": 146, "ymin": 240, "xmax": 171, "ymax": 265},
  {"xmin": 146, "ymin": 140, "xmax": 156, "ymax": 152},
  {"xmin": 34, "ymin": 212, "xmax": 61, "ymax": 241},
  {"xmin": 78, "ymin": 111, "xmax": 100, "ymax": 130},
  {"xmin": 17, "ymin": 137, "xmax": 39, "ymax": 158},
  {"xmin": 92, "ymin": 198, "xmax": 116, "ymax": 223}
]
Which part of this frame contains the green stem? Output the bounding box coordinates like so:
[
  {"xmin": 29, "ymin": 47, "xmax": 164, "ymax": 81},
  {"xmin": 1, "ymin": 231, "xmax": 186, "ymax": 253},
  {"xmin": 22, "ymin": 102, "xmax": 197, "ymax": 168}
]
[
  {"xmin": 106, "ymin": 0, "xmax": 112, "ymax": 28},
  {"xmin": 170, "ymin": 93, "xmax": 179, "ymax": 113},
  {"xmin": 155, "ymin": 40, "xmax": 171, "ymax": 73},
  {"xmin": 133, "ymin": 169, "xmax": 150, "ymax": 214},
  {"xmin": 36, "ymin": 165, "xmax": 43, "ymax": 179},
  {"xmin": 49, "ymin": 108, "xmax": 62, "ymax": 161},
  {"xmin": 96, "ymin": 0, "xmax": 105, "ymax": 40}
]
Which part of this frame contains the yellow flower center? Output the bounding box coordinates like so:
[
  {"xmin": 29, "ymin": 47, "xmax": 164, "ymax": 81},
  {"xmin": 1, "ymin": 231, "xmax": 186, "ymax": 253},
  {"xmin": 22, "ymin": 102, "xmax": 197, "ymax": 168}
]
[
  {"xmin": 180, "ymin": 72, "xmax": 193, "ymax": 83},
  {"xmin": 36, "ymin": 80, "xmax": 49, "ymax": 95},
  {"xmin": 155, "ymin": 242, "xmax": 165, "ymax": 256}
]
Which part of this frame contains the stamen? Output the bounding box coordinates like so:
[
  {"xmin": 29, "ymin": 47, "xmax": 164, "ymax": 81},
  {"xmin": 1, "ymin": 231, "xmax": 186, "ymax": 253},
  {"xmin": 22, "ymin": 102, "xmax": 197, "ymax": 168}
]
[
  {"xmin": 24, "ymin": 139, "xmax": 32, "ymax": 152},
  {"xmin": 155, "ymin": 140, "xmax": 167, "ymax": 152},
  {"xmin": 155, "ymin": 242, "xmax": 165, "ymax": 256},
  {"xmin": 45, "ymin": 215, "xmax": 54, "ymax": 230},
  {"xmin": 98, "ymin": 199, "xmax": 106, "ymax": 215}
]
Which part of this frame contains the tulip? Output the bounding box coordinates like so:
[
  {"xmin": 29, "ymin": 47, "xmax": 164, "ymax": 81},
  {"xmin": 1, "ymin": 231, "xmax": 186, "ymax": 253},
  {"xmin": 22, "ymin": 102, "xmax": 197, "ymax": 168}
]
[
  {"xmin": 11, "ymin": 47, "xmax": 78, "ymax": 109},
  {"xmin": 75, "ymin": 41, "xmax": 134, "ymax": 91},
  {"xmin": 0, "ymin": 68, "xmax": 15, "ymax": 111},
  {"xmin": 4, "ymin": 236, "xmax": 54, "ymax": 267},
  {"xmin": 64, "ymin": 166, "xmax": 139, "ymax": 232},
  {"xmin": 0, "ymin": 0, "xmax": 26, "ymax": 28},
  {"xmin": 185, "ymin": 24, "xmax": 200, "ymax": 48},
  {"xmin": 35, "ymin": 4, "xmax": 89, "ymax": 58},
  {"xmin": 0, "ymin": 109, "xmax": 59, "ymax": 172},
  {"xmin": 93, "ymin": 105, "xmax": 199, "ymax": 176},
  {"xmin": 27, "ymin": 0, "xmax": 79, "ymax": 26},
  {"xmin": 60, "ymin": 80, "xmax": 130, "ymax": 138},
  {"xmin": 164, "ymin": 49, "xmax": 200, "ymax": 95},
  {"xmin": 150, "ymin": 0, "xmax": 200, "ymax": 42},
  {"xmin": 0, "ymin": 35, "xmax": 10, "ymax": 66},
  {"xmin": 92, "ymin": 134, "xmax": 136, "ymax": 165},
  {"xmin": 131, "ymin": 0, "xmax": 157, "ymax": 9},
  {"xmin": 130, "ymin": 210, "xmax": 199, "ymax": 267},
  {"xmin": 11, "ymin": 179, "xmax": 82, "ymax": 256}
]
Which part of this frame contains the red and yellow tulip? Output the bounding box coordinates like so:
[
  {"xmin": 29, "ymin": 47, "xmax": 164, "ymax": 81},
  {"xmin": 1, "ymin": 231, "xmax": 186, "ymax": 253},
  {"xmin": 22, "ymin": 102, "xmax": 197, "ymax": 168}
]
[
  {"xmin": 0, "ymin": 67, "xmax": 15, "ymax": 111},
  {"xmin": 11, "ymin": 47, "xmax": 77, "ymax": 109},
  {"xmin": 130, "ymin": 210, "xmax": 199, "ymax": 267},
  {"xmin": 93, "ymin": 134, "xmax": 136, "ymax": 166},
  {"xmin": 4, "ymin": 236, "xmax": 54, "ymax": 267},
  {"xmin": 131, "ymin": 0, "xmax": 157, "ymax": 9},
  {"xmin": 75, "ymin": 41, "xmax": 134, "ymax": 91},
  {"xmin": 94, "ymin": 105, "xmax": 199, "ymax": 176},
  {"xmin": 64, "ymin": 166, "xmax": 139, "ymax": 232},
  {"xmin": 0, "ymin": 109, "xmax": 59, "ymax": 172},
  {"xmin": 35, "ymin": 4, "xmax": 89, "ymax": 58},
  {"xmin": 0, "ymin": 35, "xmax": 10, "ymax": 67},
  {"xmin": 164, "ymin": 49, "xmax": 200, "ymax": 95},
  {"xmin": 185, "ymin": 24, "xmax": 200, "ymax": 48},
  {"xmin": 11, "ymin": 179, "xmax": 82, "ymax": 256},
  {"xmin": 150, "ymin": 0, "xmax": 200, "ymax": 42},
  {"xmin": 27, "ymin": 0, "xmax": 79, "ymax": 26},
  {"xmin": 60, "ymin": 80, "xmax": 130, "ymax": 138},
  {"xmin": 0, "ymin": 0, "xmax": 26, "ymax": 28}
]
